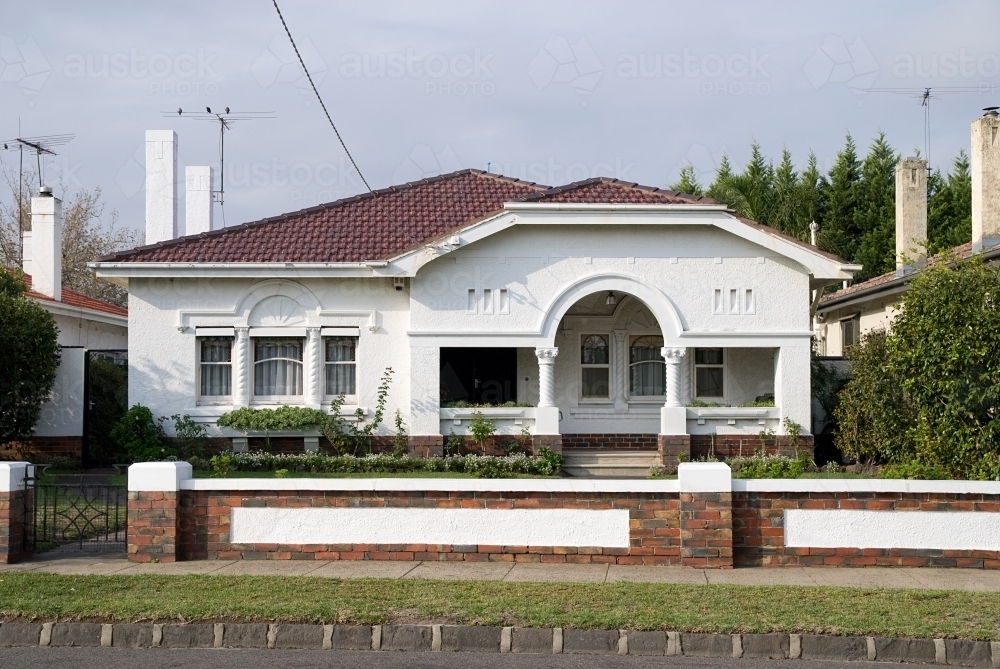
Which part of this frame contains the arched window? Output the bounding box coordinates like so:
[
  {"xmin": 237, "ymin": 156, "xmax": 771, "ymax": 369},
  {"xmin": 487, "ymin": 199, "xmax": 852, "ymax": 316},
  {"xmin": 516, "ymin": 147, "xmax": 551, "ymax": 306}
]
[
  {"xmin": 253, "ymin": 338, "xmax": 303, "ymax": 397},
  {"xmin": 629, "ymin": 335, "xmax": 664, "ymax": 396}
]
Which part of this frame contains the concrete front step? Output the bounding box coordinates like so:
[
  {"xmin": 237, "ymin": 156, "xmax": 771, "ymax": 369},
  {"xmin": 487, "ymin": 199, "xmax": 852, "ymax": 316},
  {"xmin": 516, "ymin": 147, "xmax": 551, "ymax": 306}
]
[{"xmin": 562, "ymin": 450, "xmax": 660, "ymax": 477}]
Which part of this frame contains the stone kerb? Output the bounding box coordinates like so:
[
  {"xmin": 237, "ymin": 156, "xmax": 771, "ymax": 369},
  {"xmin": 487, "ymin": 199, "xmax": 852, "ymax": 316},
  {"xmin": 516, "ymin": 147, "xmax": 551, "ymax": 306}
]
[
  {"xmin": 678, "ymin": 462, "xmax": 733, "ymax": 568},
  {"xmin": 0, "ymin": 462, "xmax": 31, "ymax": 564},
  {"xmin": 127, "ymin": 462, "xmax": 192, "ymax": 563}
]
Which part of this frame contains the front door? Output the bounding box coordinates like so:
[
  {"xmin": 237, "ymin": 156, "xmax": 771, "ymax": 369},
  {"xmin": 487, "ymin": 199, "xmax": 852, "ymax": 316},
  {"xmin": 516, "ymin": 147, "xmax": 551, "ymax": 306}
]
[{"xmin": 440, "ymin": 348, "xmax": 517, "ymax": 405}]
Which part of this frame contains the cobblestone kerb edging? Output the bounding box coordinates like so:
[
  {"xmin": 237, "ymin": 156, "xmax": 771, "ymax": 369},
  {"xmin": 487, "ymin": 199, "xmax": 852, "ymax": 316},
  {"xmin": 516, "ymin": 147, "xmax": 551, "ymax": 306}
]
[{"xmin": 2, "ymin": 621, "xmax": 1000, "ymax": 664}]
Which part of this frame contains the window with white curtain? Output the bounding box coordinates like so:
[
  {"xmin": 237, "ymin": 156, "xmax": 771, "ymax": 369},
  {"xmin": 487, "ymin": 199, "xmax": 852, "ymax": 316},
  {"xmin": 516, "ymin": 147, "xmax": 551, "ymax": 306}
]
[
  {"xmin": 253, "ymin": 338, "xmax": 304, "ymax": 397},
  {"xmin": 199, "ymin": 337, "xmax": 232, "ymax": 398},
  {"xmin": 580, "ymin": 334, "xmax": 610, "ymax": 398},
  {"xmin": 325, "ymin": 336, "xmax": 357, "ymax": 397},
  {"xmin": 629, "ymin": 335, "xmax": 664, "ymax": 397}
]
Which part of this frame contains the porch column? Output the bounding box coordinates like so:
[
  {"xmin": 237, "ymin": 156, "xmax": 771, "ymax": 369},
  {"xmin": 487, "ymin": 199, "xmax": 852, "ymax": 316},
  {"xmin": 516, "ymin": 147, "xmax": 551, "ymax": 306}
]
[
  {"xmin": 535, "ymin": 348, "xmax": 558, "ymax": 407},
  {"xmin": 232, "ymin": 327, "xmax": 250, "ymax": 407},
  {"xmin": 659, "ymin": 347, "xmax": 687, "ymax": 438},
  {"xmin": 304, "ymin": 327, "xmax": 322, "ymax": 408},
  {"xmin": 775, "ymin": 345, "xmax": 812, "ymax": 436},
  {"xmin": 679, "ymin": 347, "xmax": 691, "ymax": 406},
  {"xmin": 409, "ymin": 346, "xmax": 443, "ymax": 456},
  {"xmin": 534, "ymin": 348, "xmax": 561, "ymax": 444}
]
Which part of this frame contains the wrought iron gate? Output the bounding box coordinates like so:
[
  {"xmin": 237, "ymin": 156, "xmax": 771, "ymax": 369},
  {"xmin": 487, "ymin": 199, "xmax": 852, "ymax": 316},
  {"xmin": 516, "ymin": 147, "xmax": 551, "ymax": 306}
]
[{"xmin": 24, "ymin": 472, "xmax": 127, "ymax": 553}]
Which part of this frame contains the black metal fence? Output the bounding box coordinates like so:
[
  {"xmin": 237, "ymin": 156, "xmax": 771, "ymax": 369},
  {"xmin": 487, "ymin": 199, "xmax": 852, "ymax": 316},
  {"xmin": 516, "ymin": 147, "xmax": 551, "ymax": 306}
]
[{"xmin": 26, "ymin": 482, "xmax": 127, "ymax": 553}]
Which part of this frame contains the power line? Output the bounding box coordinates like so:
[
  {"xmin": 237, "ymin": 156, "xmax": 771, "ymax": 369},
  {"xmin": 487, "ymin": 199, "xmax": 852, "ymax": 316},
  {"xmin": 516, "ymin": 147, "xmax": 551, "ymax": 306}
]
[{"xmin": 271, "ymin": 0, "xmax": 375, "ymax": 196}]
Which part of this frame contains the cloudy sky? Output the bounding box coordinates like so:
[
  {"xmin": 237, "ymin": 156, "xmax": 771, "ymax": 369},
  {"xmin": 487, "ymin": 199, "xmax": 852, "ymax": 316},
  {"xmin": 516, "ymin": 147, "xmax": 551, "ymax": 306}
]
[{"xmin": 2, "ymin": 0, "xmax": 999, "ymax": 236}]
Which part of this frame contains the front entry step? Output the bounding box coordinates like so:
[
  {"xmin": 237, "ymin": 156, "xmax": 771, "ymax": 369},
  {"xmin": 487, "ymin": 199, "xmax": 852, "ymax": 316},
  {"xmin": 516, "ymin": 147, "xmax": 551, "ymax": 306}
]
[{"xmin": 562, "ymin": 450, "xmax": 660, "ymax": 478}]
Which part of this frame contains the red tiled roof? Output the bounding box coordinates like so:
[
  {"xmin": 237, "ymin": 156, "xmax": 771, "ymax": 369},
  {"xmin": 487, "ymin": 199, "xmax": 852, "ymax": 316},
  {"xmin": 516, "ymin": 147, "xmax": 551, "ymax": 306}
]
[
  {"xmin": 515, "ymin": 178, "xmax": 715, "ymax": 205},
  {"xmin": 23, "ymin": 273, "xmax": 128, "ymax": 318},
  {"xmin": 819, "ymin": 241, "xmax": 1000, "ymax": 306},
  {"xmin": 99, "ymin": 169, "xmax": 845, "ymax": 267},
  {"xmin": 103, "ymin": 170, "xmax": 545, "ymax": 264}
]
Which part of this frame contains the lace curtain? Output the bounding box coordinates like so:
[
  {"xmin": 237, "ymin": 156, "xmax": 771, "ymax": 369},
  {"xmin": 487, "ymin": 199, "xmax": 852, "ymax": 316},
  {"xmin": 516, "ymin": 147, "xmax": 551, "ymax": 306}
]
[
  {"xmin": 630, "ymin": 336, "xmax": 664, "ymax": 396},
  {"xmin": 254, "ymin": 339, "xmax": 303, "ymax": 396},
  {"xmin": 200, "ymin": 338, "xmax": 232, "ymax": 396},
  {"xmin": 325, "ymin": 337, "xmax": 356, "ymax": 395}
]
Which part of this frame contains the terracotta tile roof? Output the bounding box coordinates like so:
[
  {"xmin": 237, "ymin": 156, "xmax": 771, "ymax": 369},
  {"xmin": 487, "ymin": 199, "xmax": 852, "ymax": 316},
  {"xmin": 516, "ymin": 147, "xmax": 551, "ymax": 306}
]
[
  {"xmin": 22, "ymin": 273, "xmax": 128, "ymax": 318},
  {"xmin": 818, "ymin": 241, "xmax": 1000, "ymax": 306},
  {"xmin": 99, "ymin": 169, "xmax": 847, "ymax": 267},
  {"xmin": 514, "ymin": 177, "xmax": 716, "ymax": 205},
  {"xmin": 102, "ymin": 170, "xmax": 546, "ymax": 264}
]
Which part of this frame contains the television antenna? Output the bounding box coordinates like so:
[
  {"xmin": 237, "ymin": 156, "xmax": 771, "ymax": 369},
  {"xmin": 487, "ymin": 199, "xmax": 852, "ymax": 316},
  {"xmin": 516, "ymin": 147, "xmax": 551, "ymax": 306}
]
[
  {"xmin": 1, "ymin": 123, "xmax": 75, "ymax": 266},
  {"xmin": 163, "ymin": 107, "xmax": 274, "ymax": 215},
  {"xmin": 866, "ymin": 85, "xmax": 995, "ymax": 170}
]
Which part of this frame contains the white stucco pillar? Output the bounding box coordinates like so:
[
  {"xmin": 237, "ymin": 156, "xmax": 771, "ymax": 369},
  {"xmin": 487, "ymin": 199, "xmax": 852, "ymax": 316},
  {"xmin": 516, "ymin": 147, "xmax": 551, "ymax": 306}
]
[
  {"xmin": 613, "ymin": 331, "xmax": 628, "ymax": 412},
  {"xmin": 660, "ymin": 347, "xmax": 687, "ymax": 434},
  {"xmin": 304, "ymin": 327, "xmax": 322, "ymax": 408},
  {"xmin": 233, "ymin": 327, "xmax": 250, "ymax": 407},
  {"xmin": 410, "ymin": 346, "xmax": 441, "ymax": 437},
  {"xmin": 534, "ymin": 348, "xmax": 560, "ymax": 435},
  {"xmin": 775, "ymin": 345, "xmax": 812, "ymax": 435},
  {"xmin": 679, "ymin": 348, "xmax": 691, "ymax": 406}
]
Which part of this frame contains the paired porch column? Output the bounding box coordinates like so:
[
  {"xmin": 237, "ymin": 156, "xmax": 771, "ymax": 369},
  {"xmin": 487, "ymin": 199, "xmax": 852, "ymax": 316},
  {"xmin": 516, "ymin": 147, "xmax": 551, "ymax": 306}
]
[
  {"xmin": 534, "ymin": 348, "xmax": 561, "ymax": 445},
  {"xmin": 662, "ymin": 347, "xmax": 686, "ymax": 407},
  {"xmin": 232, "ymin": 327, "xmax": 250, "ymax": 407},
  {"xmin": 304, "ymin": 327, "xmax": 323, "ymax": 408},
  {"xmin": 613, "ymin": 331, "xmax": 628, "ymax": 412},
  {"xmin": 535, "ymin": 347, "xmax": 558, "ymax": 407}
]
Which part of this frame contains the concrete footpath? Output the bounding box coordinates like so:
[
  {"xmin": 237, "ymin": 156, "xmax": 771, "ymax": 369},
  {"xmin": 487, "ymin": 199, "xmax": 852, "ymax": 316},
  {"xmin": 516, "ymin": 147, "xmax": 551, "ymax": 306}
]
[{"xmin": 4, "ymin": 554, "xmax": 1000, "ymax": 591}]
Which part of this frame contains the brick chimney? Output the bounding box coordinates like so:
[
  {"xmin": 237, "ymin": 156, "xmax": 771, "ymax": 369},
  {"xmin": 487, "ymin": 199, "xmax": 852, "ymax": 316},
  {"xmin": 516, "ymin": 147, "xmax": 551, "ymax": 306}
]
[
  {"xmin": 30, "ymin": 186, "xmax": 61, "ymax": 301},
  {"xmin": 895, "ymin": 157, "xmax": 927, "ymax": 276},
  {"xmin": 145, "ymin": 129, "xmax": 178, "ymax": 245},
  {"xmin": 972, "ymin": 108, "xmax": 1000, "ymax": 253},
  {"xmin": 185, "ymin": 165, "xmax": 214, "ymax": 235}
]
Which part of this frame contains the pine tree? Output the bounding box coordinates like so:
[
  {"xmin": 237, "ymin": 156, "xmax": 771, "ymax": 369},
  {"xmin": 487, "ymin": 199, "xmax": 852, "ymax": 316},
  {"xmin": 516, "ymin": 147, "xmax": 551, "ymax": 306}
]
[
  {"xmin": 799, "ymin": 152, "xmax": 824, "ymax": 237},
  {"xmin": 818, "ymin": 135, "xmax": 862, "ymax": 262},
  {"xmin": 928, "ymin": 150, "xmax": 972, "ymax": 254},
  {"xmin": 771, "ymin": 149, "xmax": 805, "ymax": 238},
  {"xmin": 706, "ymin": 144, "xmax": 776, "ymax": 223},
  {"xmin": 669, "ymin": 165, "xmax": 704, "ymax": 196},
  {"xmin": 851, "ymin": 133, "xmax": 899, "ymax": 281}
]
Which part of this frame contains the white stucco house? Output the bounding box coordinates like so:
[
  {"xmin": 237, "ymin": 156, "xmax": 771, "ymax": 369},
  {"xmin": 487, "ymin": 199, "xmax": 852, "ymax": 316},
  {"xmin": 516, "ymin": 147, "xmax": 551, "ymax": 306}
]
[{"xmin": 92, "ymin": 130, "xmax": 858, "ymax": 473}]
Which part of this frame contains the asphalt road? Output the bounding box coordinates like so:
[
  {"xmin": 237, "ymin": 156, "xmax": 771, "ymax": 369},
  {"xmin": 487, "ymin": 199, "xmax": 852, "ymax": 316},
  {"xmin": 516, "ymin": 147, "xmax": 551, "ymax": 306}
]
[{"xmin": 0, "ymin": 649, "xmax": 892, "ymax": 669}]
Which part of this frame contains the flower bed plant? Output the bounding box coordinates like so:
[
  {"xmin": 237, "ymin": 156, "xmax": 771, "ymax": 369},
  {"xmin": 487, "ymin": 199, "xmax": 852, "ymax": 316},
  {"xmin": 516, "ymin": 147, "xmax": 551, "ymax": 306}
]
[{"xmin": 189, "ymin": 448, "xmax": 564, "ymax": 479}]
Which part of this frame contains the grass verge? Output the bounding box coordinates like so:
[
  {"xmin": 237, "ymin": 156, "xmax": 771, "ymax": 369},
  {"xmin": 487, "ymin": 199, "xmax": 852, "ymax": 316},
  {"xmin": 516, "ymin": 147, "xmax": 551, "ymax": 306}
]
[{"xmin": 0, "ymin": 574, "xmax": 998, "ymax": 639}]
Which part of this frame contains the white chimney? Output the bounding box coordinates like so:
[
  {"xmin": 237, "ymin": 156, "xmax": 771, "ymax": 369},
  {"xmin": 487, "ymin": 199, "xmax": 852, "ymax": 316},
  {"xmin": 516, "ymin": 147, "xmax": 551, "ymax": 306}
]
[
  {"xmin": 185, "ymin": 165, "xmax": 214, "ymax": 235},
  {"xmin": 972, "ymin": 109, "xmax": 1000, "ymax": 253},
  {"xmin": 895, "ymin": 157, "xmax": 927, "ymax": 275},
  {"xmin": 21, "ymin": 230, "xmax": 33, "ymax": 277},
  {"xmin": 145, "ymin": 129, "xmax": 178, "ymax": 245},
  {"xmin": 30, "ymin": 186, "xmax": 62, "ymax": 301}
]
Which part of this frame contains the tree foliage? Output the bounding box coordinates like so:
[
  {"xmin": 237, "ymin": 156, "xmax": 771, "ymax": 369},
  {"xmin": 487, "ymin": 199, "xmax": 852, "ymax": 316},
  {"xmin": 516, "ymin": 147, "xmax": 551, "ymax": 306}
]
[
  {"xmin": 673, "ymin": 135, "xmax": 972, "ymax": 282},
  {"xmin": 0, "ymin": 268, "xmax": 60, "ymax": 446},
  {"xmin": 834, "ymin": 258, "xmax": 1000, "ymax": 479}
]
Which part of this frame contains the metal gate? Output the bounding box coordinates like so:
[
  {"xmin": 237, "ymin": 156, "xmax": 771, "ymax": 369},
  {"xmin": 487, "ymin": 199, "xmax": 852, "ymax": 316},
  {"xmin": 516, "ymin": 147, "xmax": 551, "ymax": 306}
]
[{"xmin": 24, "ymin": 471, "xmax": 127, "ymax": 554}]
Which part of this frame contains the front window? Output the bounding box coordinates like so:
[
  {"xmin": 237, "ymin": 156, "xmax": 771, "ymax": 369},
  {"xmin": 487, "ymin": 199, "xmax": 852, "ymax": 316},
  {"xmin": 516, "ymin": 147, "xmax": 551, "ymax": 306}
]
[
  {"xmin": 325, "ymin": 337, "xmax": 357, "ymax": 397},
  {"xmin": 581, "ymin": 334, "xmax": 610, "ymax": 398},
  {"xmin": 841, "ymin": 317, "xmax": 858, "ymax": 351},
  {"xmin": 694, "ymin": 348, "xmax": 724, "ymax": 398},
  {"xmin": 629, "ymin": 335, "xmax": 664, "ymax": 396},
  {"xmin": 253, "ymin": 338, "xmax": 303, "ymax": 397},
  {"xmin": 199, "ymin": 337, "xmax": 232, "ymax": 398}
]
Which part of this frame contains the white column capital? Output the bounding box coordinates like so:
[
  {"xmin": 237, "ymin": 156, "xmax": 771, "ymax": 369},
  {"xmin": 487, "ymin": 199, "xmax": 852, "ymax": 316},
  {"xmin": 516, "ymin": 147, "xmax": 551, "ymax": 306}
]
[
  {"xmin": 661, "ymin": 347, "xmax": 687, "ymax": 363},
  {"xmin": 535, "ymin": 347, "xmax": 559, "ymax": 363},
  {"xmin": 235, "ymin": 326, "xmax": 248, "ymax": 340}
]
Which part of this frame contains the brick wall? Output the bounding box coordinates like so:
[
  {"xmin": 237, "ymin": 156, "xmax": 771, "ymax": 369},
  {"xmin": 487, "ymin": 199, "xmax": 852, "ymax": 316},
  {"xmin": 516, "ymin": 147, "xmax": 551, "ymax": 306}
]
[
  {"xmin": 24, "ymin": 436, "xmax": 83, "ymax": 465},
  {"xmin": 562, "ymin": 434, "xmax": 658, "ymax": 451},
  {"xmin": 0, "ymin": 490, "xmax": 28, "ymax": 564},
  {"xmin": 127, "ymin": 491, "xmax": 179, "ymax": 563},
  {"xmin": 680, "ymin": 491, "xmax": 733, "ymax": 568},
  {"xmin": 733, "ymin": 491, "xmax": 1000, "ymax": 568},
  {"xmin": 691, "ymin": 435, "xmax": 815, "ymax": 460},
  {"xmin": 178, "ymin": 489, "xmax": 681, "ymax": 565}
]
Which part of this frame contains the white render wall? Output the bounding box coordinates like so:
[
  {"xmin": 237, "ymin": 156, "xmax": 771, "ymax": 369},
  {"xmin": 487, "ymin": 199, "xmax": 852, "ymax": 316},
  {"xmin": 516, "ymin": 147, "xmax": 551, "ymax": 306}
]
[
  {"xmin": 34, "ymin": 346, "xmax": 85, "ymax": 438},
  {"xmin": 52, "ymin": 312, "xmax": 128, "ymax": 349}
]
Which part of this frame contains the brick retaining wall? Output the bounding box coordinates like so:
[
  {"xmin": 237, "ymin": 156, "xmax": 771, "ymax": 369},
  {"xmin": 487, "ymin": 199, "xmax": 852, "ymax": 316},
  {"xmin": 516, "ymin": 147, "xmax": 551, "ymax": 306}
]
[
  {"xmin": 691, "ymin": 435, "xmax": 814, "ymax": 460},
  {"xmin": 562, "ymin": 434, "xmax": 659, "ymax": 450}
]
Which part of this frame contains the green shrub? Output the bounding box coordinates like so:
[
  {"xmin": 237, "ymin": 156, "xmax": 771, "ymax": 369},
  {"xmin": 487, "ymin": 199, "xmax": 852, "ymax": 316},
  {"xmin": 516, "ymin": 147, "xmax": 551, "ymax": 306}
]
[
  {"xmin": 728, "ymin": 452, "xmax": 808, "ymax": 479},
  {"xmin": 110, "ymin": 405, "xmax": 167, "ymax": 463},
  {"xmin": 209, "ymin": 454, "xmax": 231, "ymax": 478},
  {"xmin": 880, "ymin": 460, "xmax": 951, "ymax": 480},
  {"xmin": 468, "ymin": 411, "xmax": 496, "ymax": 453},
  {"xmin": 321, "ymin": 367, "xmax": 394, "ymax": 456},
  {"xmin": 172, "ymin": 414, "xmax": 208, "ymax": 459}
]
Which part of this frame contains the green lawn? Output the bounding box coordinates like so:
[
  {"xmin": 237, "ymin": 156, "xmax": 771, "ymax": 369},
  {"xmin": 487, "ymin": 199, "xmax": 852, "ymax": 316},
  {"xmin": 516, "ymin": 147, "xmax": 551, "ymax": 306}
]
[{"xmin": 0, "ymin": 574, "xmax": 997, "ymax": 639}]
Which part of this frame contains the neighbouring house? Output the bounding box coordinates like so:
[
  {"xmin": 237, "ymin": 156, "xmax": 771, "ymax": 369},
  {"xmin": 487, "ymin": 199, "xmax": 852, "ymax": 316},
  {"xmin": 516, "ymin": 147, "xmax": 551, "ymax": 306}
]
[
  {"xmin": 9, "ymin": 187, "xmax": 129, "ymax": 465},
  {"xmin": 816, "ymin": 110, "xmax": 1000, "ymax": 357},
  {"xmin": 91, "ymin": 130, "xmax": 858, "ymax": 475}
]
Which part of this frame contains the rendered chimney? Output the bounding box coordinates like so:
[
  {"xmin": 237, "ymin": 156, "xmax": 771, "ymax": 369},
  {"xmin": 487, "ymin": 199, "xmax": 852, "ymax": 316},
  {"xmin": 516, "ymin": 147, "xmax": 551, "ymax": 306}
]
[
  {"xmin": 21, "ymin": 230, "xmax": 33, "ymax": 277},
  {"xmin": 185, "ymin": 166, "xmax": 214, "ymax": 235},
  {"xmin": 895, "ymin": 157, "xmax": 927, "ymax": 276},
  {"xmin": 30, "ymin": 186, "xmax": 62, "ymax": 301},
  {"xmin": 972, "ymin": 109, "xmax": 1000, "ymax": 253},
  {"xmin": 145, "ymin": 129, "xmax": 178, "ymax": 245}
]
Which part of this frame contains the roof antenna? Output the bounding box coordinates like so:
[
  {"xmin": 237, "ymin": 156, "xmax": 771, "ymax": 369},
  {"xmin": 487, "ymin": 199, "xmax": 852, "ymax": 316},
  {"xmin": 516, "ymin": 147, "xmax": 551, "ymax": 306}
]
[
  {"xmin": 1, "ymin": 125, "xmax": 74, "ymax": 266},
  {"xmin": 164, "ymin": 108, "xmax": 274, "ymax": 225}
]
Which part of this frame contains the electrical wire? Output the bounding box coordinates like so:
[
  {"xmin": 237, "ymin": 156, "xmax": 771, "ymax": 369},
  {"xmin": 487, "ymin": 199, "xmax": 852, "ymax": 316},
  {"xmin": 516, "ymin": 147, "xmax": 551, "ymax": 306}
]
[{"xmin": 271, "ymin": 0, "xmax": 375, "ymax": 196}]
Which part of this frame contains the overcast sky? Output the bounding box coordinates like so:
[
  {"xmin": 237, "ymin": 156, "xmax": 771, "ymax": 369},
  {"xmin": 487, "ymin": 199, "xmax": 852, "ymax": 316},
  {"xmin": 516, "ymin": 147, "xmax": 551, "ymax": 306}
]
[{"xmin": 2, "ymin": 0, "xmax": 999, "ymax": 236}]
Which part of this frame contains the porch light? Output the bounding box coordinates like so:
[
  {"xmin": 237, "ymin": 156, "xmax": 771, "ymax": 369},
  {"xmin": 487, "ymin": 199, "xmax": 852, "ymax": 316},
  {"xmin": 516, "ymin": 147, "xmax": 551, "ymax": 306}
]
[{"xmin": 606, "ymin": 291, "xmax": 616, "ymax": 307}]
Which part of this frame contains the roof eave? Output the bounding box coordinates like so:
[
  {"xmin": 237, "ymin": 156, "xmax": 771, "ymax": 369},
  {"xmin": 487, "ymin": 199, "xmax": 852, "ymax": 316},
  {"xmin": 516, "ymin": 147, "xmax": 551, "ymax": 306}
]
[{"xmin": 89, "ymin": 262, "xmax": 392, "ymax": 279}]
